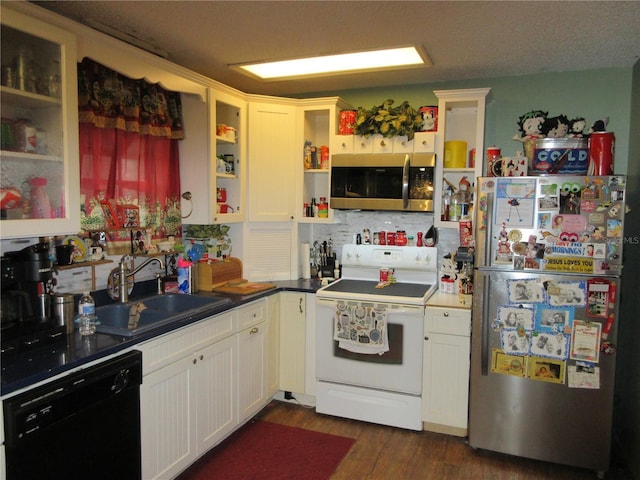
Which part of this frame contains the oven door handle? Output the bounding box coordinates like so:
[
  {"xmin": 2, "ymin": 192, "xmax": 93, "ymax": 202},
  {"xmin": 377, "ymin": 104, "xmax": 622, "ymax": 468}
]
[{"xmin": 402, "ymin": 154, "xmax": 410, "ymax": 209}]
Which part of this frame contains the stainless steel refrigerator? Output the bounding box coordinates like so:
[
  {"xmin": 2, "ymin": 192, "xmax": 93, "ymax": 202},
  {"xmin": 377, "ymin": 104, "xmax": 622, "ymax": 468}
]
[{"xmin": 469, "ymin": 175, "xmax": 626, "ymax": 475}]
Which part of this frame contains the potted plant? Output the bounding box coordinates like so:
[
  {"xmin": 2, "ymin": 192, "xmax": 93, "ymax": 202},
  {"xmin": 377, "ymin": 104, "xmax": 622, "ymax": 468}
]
[{"xmin": 354, "ymin": 99, "xmax": 423, "ymax": 140}]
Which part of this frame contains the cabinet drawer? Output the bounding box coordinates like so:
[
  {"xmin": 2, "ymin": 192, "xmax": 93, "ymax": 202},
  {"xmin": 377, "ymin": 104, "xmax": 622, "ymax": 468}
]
[
  {"xmin": 139, "ymin": 310, "xmax": 236, "ymax": 374},
  {"xmin": 413, "ymin": 132, "xmax": 436, "ymax": 152},
  {"xmin": 425, "ymin": 306, "xmax": 470, "ymax": 336},
  {"xmin": 237, "ymin": 299, "xmax": 267, "ymax": 330},
  {"xmin": 353, "ymin": 135, "xmax": 373, "ymax": 154},
  {"xmin": 333, "ymin": 135, "xmax": 353, "ymax": 154},
  {"xmin": 372, "ymin": 134, "xmax": 393, "ymax": 154},
  {"xmin": 392, "ymin": 136, "xmax": 414, "ymax": 153}
]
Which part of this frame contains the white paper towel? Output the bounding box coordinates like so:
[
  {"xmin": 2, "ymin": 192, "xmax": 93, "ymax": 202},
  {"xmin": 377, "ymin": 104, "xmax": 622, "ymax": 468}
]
[{"xmin": 301, "ymin": 242, "xmax": 311, "ymax": 279}]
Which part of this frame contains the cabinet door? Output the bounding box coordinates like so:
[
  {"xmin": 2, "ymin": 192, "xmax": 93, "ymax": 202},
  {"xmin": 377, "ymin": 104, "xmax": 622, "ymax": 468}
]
[
  {"xmin": 195, "ymin": 335, "xmax": 238, "ymax": 453},
  {"xmin": 279, "ymin": 292, "xmax": 306, "ymax": 393},
  {"xmin": 422, "ymin": 332, "xmax": 471, "ymax": 434},
  {"xmin": 247, "ymin": 102, "xmax": 297, "ymax": 221},
  {"xmin": 266, "ymin": 294, "xmax": 280, "ymax": 397},
  {"xmin": 141, "ymin": 355, "xmax": 195, "ymax": 480},
  {"xmin": 238, "ymin": 320, "xmax": 267, "ymax": 422},
  {"xmin": 180, "ymin": 89, "xmax": 246, "ymax": 224},
  {"xmin": 0, "ymin": 6, "xmax": 80, "ymax": 238}
]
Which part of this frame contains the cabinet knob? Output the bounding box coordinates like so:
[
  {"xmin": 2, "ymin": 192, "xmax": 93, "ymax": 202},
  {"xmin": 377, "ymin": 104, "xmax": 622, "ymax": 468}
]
[
  {"xmin": 424, "ymin": 336, "xmax": 429, "ymax": 341},
  {"xmin": 444, "ymin": 312, "xmax": 449, "ymax": 317},
  {"xmin": 299, "ymin": 298, "xmax": 303, "ymax": 313},
  {"xmin": 200, "ymin": 354, "xmax": 204, "ymax": 361},
  {"xmin": 380, "ymin": 140, "xmax": 386, "ymax": 147},
  {"xmin": 341, "ymin": 142, "xmax": 346, "ymax": 148},
  {"xmin": 422, "ymin": 140, "xmax": 428, "ymax": 146},
  {"xmin": 193, "ymin": 358, "xmax": 197, "ymax": 365},
  {"xmin": 250, "ymin": 327, "xmax": 259, "ymax": 334}
]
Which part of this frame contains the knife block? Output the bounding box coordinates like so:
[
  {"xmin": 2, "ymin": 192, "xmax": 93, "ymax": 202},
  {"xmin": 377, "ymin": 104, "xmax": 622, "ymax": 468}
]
[{"xmin": 320, "ymin": 256, "xmax": 336, "ymax": 278}]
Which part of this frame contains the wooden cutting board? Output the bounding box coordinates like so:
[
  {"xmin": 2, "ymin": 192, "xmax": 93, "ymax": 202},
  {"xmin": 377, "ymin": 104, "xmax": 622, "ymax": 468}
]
[{"xmin": 212, "ymin": 281, "xmax": 277, "ymax": 295}]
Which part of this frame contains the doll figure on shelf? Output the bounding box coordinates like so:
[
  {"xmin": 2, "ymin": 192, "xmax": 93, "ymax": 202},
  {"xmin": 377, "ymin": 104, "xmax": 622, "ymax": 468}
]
[
  {"xmin": 513, "ymin": 110, "xmax": 548, "ymax": 143},
  {"xmin": 568, "ymin": 117, "xmax": 587, "ymax": 137},
  {"xmin": 540, "ymin": 115, "xmax": 569, "ymax": 138}
]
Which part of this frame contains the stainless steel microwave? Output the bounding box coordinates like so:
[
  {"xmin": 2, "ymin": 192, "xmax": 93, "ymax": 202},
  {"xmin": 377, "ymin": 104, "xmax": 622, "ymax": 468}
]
[{"xmin": 330, "ymin": 153, "xmax": 436, "ymax": 212}]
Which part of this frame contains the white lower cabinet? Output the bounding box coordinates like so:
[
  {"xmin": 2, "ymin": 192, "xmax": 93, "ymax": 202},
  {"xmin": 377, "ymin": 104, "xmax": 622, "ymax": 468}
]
[
  {"xmin": 279, "ymin": 291, "xmax": 306, "ymax": 394},
  {"xmin": 139, "ymin": 298, "xmax": 269, "ymax": 480},
  {"xmin": 237, "ymin": 300, "xmax": 268, "ymax": 422},
  {"xmin": 422, "ymin": 304, "xmax": 471, "ymax": 437}
]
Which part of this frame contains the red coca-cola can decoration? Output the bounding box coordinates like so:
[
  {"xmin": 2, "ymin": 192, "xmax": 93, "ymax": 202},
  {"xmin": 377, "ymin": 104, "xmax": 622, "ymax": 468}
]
[
  {"xmin": 588, "ymin": 132, "xmax": 615, "ymax": 175},
  {"xmin": 339, "ymin": 110, "xmax": 357, "ymax": 135},
  {"xmin": 418, "ymin": 106, "xmax": 438, "ymax": 132}
]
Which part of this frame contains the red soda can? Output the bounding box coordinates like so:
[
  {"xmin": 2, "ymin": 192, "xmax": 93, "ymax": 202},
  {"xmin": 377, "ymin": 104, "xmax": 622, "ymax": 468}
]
[{"xmin": 588, "ymin": 132, "xmax": 615, "ymax": 175}]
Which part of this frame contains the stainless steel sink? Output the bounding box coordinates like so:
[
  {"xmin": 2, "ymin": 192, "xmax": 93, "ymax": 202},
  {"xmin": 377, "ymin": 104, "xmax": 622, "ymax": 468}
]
[{"xmin": 95, "ymin": 294, "xmax": 232, "ymax": 337}]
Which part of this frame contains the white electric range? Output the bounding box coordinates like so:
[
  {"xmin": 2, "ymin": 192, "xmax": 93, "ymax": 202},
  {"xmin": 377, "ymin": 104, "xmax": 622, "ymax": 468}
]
[{"xmin": 315, "ymin": 244, "xmax": 438, "ymax": 431}]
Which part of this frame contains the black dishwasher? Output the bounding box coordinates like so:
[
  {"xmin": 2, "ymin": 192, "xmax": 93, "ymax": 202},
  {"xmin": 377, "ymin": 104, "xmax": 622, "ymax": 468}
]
[{"xmin": 3, "ymin": 350, "xmax": 143, "ymax": 480}]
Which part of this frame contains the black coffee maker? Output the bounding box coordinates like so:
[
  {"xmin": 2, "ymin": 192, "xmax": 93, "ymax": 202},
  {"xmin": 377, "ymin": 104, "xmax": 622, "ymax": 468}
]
[{"xmin": 1, "ymin": 242, "xmax": 66, "ymax": 356}]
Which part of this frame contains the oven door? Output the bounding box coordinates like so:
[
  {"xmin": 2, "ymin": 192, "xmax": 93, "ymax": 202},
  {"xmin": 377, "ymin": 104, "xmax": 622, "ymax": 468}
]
[{"xmin": 316, "ymin": 297, "xmax": 424, "ymax": 395}]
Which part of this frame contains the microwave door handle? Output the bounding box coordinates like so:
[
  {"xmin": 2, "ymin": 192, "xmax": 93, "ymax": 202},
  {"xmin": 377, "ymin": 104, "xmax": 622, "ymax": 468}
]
[{"xmin": 402, "ymin": 154, "xmax": 410, "ymax": 208}]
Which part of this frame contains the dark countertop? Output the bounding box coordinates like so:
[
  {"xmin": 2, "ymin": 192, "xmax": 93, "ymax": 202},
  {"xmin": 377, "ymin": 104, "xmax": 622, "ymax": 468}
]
[{"xmin": 1, "ymin": 279, "xmax": 322, "ymax": 397}]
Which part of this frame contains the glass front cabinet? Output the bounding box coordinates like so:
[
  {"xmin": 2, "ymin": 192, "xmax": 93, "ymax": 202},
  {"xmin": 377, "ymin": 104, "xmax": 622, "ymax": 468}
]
[{"xmin": 0, "ymin": 5, "xmax": 80, "ymax": 239}]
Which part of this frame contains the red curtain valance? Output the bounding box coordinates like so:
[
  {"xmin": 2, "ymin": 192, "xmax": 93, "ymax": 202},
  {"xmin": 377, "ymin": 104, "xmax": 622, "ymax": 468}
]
[{"xmin": 77, "ymin": 57, "xmax": 185, "ymax": 140}]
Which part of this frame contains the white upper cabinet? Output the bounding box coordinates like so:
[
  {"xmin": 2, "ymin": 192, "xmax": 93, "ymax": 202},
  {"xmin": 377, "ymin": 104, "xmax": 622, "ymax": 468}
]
[
  {"xmin": 433, "ymin": 88, "xmax": 490, "ymax": 229},
  {"xmin": 247, "ymin": 100, "xmax": 297, "ymax": 222},
  {"xmin": 180, "ymin": 88, "xmax": 246, "ymax": 225},
  {"xmin": 0, "ymin": 5, "xmax": 80, "ymax": 238}
]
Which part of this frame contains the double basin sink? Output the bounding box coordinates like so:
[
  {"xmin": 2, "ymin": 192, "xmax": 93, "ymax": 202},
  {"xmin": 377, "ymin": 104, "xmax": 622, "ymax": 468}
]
[{"xmin": 95, "ymin": 294, "xmax": 232, "ymax": 337}]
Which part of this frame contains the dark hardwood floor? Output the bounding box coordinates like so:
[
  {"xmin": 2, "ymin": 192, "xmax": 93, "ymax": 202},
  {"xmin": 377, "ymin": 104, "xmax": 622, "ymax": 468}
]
[{"xmin": 256, "ymin": 400, "xmax": 634, "ymax": 480}]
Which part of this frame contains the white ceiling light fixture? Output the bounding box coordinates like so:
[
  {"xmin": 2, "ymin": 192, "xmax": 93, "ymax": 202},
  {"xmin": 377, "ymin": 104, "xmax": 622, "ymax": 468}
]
[{"xmin": 233, "ymin": 46, "xmax": 431, "ymax": 81}]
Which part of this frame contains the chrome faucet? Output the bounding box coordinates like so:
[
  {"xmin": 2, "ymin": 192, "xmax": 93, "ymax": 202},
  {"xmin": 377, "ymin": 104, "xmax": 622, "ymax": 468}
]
[{"xmin": 118, "ymin": 255, "xmax": 165, "ymax": 303}]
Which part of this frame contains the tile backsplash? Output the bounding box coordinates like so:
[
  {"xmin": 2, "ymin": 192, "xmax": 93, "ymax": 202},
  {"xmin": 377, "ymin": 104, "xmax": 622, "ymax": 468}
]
[{"xmin": 311, "ymin": 210, "xmax": 461, "ymax": 266}]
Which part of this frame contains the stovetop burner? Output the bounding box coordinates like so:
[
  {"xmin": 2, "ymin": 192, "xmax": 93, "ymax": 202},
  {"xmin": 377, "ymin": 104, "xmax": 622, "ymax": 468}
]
[
  {"xmin": 321, "ymin": 279, "xmax": 434, "ymax": 298},
  {"xmin": 316, "ymin": 245, "xmax": 438, "ymax": 305}
]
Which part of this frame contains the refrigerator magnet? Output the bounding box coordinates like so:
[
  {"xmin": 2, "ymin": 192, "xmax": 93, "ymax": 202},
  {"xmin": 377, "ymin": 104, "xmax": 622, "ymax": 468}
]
[
  {"xmin": 530, "ymin": 332, "xmax": 569, "ymax": 359},
  {"xmin": 528, "ymin": 356, "xmax": 565, "ymax": 384},
  {"xmin": 508, "ymin": 278, "xmax": 545, "ymax": 303},
  {"xmin": 498, "ymin": 305, "xmax": 534, "ymax": 330},
  {"xmin": 491, "ymin": 349, "xmax": 526, "ymax": 377},
  {"xmin": 569, "ymin": 320, "xmax": 601, "ymax": 363},
  {"xmin": 546, "ymin": 280, "xmax": 586, "ymax": 307},
  {"xmin": 535, "ymin": 306, "xmax": 574, "ymax": 334},
  {"xmin": 587, "ymin": 279, "xmax": 610, "ymax": 318},
  {"xmin": 501, "ymin": 329, "xmax": 531, "ymax": 355}
]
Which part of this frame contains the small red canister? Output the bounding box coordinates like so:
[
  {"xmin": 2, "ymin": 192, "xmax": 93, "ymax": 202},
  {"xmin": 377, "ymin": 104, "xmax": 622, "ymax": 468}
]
[
  {"xmin": 418, "ymin": 106, "xmax": 438, "ymax": 132},
  {"xmin": 386, "ymin": 232, "xmax": 395, "ymax": 245},
  {"xmin": 339, "ymin": 110, "xmax": 357, "ymax": 135},
  {"xmin": 588, "ymin": 132, "xmax": 615, "ymax": 175},
  {"xmin": 379, "ymin": 231, "xmax": 386, "ymax": 245}
]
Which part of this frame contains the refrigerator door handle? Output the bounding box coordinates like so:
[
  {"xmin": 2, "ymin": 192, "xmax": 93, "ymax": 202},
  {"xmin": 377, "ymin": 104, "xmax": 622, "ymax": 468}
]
[
  {"xmin": 483, "ymin": 192, "xmax": 495, "ymax": 267},
  {"xmin": 480, "ymin": 273, "xmax": 491, "ymax": 376}
]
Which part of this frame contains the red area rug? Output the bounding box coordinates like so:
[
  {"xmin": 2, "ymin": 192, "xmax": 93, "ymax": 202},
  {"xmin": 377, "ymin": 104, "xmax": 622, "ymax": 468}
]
[{"xmin": 177, "ymin": 420, "xmax": 355, "ymax": 480}]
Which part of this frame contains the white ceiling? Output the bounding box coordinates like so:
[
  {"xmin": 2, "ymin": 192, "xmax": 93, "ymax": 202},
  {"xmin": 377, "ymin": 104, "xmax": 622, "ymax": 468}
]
[{"xmin": 33, "ymin": 0, "xmax": 640, "ymax": 97}]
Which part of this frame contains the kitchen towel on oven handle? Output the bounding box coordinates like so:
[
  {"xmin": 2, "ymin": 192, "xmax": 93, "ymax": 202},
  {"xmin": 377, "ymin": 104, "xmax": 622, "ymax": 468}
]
[{"xmin": 334, "ymin": 304, "xmax": 389, "ymax": 355}]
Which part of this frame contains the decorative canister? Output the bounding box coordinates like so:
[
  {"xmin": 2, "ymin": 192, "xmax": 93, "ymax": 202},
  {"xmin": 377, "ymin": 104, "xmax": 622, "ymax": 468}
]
[
  {"xmin": 486, "ymin": 146, "xmax": 502, "ymax": 176},
  {"xmin": 339, "ymin": 110, "xmax": 357, "ymax": 135},
  {"xmin": 418, "ymin": 106, "xmax": 438, "ymax": 132},
  {"xmin": 533, "ymin": 138, "xmax": 588, "ymax": 175},
  {"xmin": 588, "ymin": 132, "xmax": 615, "ymax": 175},
  {"xmin": 444, "ymin": 140, "xmax": 467, "ymax": 168}
]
